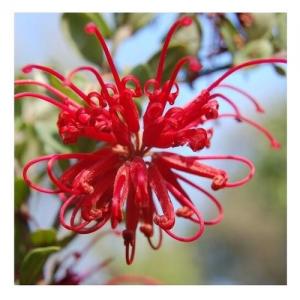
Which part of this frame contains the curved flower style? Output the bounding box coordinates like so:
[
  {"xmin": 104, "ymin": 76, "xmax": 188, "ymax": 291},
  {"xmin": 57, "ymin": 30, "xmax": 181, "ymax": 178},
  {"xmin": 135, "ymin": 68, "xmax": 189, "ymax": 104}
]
[{"xmin": 15, "ymin": 16, "xmax": 287, "ymax": 264}]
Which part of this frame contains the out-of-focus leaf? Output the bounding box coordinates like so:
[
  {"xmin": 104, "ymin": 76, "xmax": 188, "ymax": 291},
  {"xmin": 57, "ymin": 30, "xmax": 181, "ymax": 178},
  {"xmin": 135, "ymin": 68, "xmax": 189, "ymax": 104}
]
[
  {"xmin": 170, "ymin": 14, "xmax": 202, "ymax": 55},
  {"xmin": 273, "ymin": 13, "xmax": 287, "ymax": 51},
  {"xmin": 273, "ymin": 65, "xmax": 287, "ymax": 77},
  {"xmin": 15, "ymin": 177, "xmax": 30, "ymax": 210},
  {"xmin": 234, "ymin": 39, "xmax": 273, "ymax": 65},
  {"xmin": 34, "ymin": 121, "xmax": 70, "ymax": 153},
  {"xmin": 62, "ymin": 13, "xmax": 112, "ymax": 66},
  {"xmin": 218, "ymin": 17, "xmax": 241, "ymax": 52},
  {"xmin": 48, "ymin": 74, "xmax": 85, "ymax": 105},
  {"xmin": 30, "ymin": 229, "xmax": 57, "ymax": 247},
  {"xmin": 15, "ymin": 217, "xmax": 31, "ymax": 279},
  {"xmin": 114, "ymin": 13, "xmax": 155, "ymax": 33},
  {"xmin": 142, "ymin": 15, "xmax": 202, "ymax": 83},
  {"xmin": 130, "ymin": 64, "xmax": 152, "ymax": 86},
  {"xmin": 244, "ymin": 13, "xmax": 275, "ymax": 40},
  {"xmin": 148, "ymin": 44, "xmax": 190, "ymax": 82},
  {"xmin": 20, "ymin": 246, "xmax": 60, "ymax": 285},
  {"xmin": 134, "ymin": 99, "xmax": 143, "ymax": 117},
  {"xmin": 68, "ymin": 136, "xmax": 99, "ymax": 153},
  {"xmin": 57, "ymin": 232, "xmax": 76, "ymax": 247},
  {"xmin": 15, "ymin": 130, "xmax": 42, "ymax": 166}
]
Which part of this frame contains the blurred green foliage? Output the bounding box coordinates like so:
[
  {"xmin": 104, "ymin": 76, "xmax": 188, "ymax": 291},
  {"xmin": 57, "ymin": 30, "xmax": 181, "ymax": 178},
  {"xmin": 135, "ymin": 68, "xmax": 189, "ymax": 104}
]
[{"xmin": 194, "ymin": 108, "xmax": 286, "ymax": 284}]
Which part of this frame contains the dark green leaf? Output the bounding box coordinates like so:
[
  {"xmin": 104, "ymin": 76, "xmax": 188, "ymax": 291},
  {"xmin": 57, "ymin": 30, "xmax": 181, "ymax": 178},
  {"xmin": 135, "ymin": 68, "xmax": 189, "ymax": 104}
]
[
  {"xmin": 218, "ymin": 17, "xmax": 241, "ymax": 52},
  {"xmin": 148, "ymin": 44, "xmax": 191, "ymax": 82},
  {"xmin": 15, "ymin": 177, "xmax": 30, "ymax": 210},
  {"xmin": 130, "ymin": 64, "xmax": 152, "ymax": 86},
  {"xmin": 20, "ymin": 246, "xmax": 60, "ymax": 285},
  {"xmin": 15, "ymin": 217, "xmax": 31, "ymax": 278},
  {"xmin": 273, "ymin": 65, "xmax": 286, "ymax": 77},
  {"xmin": 57, "ymin": 232, "xmax": 77, "ymax": 247},
  {"xmin": 30, "ymin": 229, "xmax": 57, "ymax": 247},
  {"xmin": 62, "ymin": 13, "xmax": 112, "ymax": 66}
]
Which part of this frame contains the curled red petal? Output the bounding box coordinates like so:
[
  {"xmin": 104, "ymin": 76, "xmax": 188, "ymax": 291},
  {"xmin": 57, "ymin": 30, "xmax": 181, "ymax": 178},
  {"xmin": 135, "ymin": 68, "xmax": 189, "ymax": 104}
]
[
  {"xmin": 111, "ymin": 163, "xmax": 131, "ymax": 228},
  {"xmin": 130, "ymin": 157, "xmax": 151, "ymax": 207},
  {"xmin": 165, "ymin": 182, "xmax": 205, "ymax": 242},
  {"xmin": 155, "ymin": 152, "xmax": 228, "ymax": 190},
  {"xmin": 175, "ymin": 173, "xmax": 224, "ymax": 225},
  {"xmin": 23, "ymin": 155, "xmax": 61, "ymax": 194},
  {"xmin": 15, "ymin": 92, "xmax": 71, "ymax": 112},
  {"xmin": 148, "ymin": 163, "xmax": 175, "ymax": 230},
  {"xmin": 189, "ymin": 154, "xmax": 255, "ymax": 188},
  {"xmin": 21, "ymin": 64, "xmax": 88, "ymax": 101}
]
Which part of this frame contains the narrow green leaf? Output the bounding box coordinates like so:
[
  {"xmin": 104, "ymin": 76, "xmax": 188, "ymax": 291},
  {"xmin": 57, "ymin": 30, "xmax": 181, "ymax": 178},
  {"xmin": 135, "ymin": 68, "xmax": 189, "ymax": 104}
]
[
  {"xmin": 20, "ymin": 246, "xmax": 60, "ymax": 285},
  {"xmin": 30, "ymin": 229, "xmax": 57, "ymax": 247},
  {"xmin": 273, "ymin": 65, "xmax": 286, "ymax": 77},
  {"xmin": 218, "ymin": 17, "xmax": 240, "ymax": 52},
  {"xmin": 48, "ymin": 74, "xmax": 85, "ymax": 105}
]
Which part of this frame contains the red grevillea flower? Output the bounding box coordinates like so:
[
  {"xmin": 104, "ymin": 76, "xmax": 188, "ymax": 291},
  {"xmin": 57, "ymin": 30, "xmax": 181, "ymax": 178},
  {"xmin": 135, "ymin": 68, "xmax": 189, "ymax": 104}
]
[{"xmin": 15, "ymin": 16, "xmax": 287, "ymax": 264}]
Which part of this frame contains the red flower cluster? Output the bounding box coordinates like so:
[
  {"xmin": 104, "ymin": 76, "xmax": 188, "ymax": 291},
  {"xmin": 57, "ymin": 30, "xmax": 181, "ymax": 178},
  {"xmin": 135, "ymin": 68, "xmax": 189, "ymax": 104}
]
[{"xmin": 15, "ymin": 16, "xmax": 286, "ymax": 264}]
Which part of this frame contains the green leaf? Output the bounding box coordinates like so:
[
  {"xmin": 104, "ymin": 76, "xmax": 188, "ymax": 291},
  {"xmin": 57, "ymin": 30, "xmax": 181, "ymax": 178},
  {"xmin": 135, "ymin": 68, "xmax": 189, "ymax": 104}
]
[
  {"xmin": 148, "ymin": 44, "xmax": 191, "ymax": 83},
  {"xmin": 34, "ymin": 121, "xmax": 70, "ymax": 154},
  {"xmin": 15, "ymin": 177, "xmax": 30, "ymax": 210},
  {"xmin": 234, "ymin": 39, "xmax": 274, "ymax": 65},
  {"xmin": 57, "ymin": 232, "xmax": 77, "ymax": 247},
  {"xmin": 140, "ymin": 15, "xmax": 202, "ymax": 83},
  {"xmin": 20, "ymin": 246, "xmax": 60, "ymax": 285},
  {"xmin": 244, "ymin": 13, "xmax": 275, "ymax": 40},
  {"xmin": 61, "ymin": 13, "xmax": 112, "ymax": 66},
  {"xmin": 273, "ymin": 13, "xmax": 287, "ymax": 51},
  {"xmin": 48, "ymin": 74, "xmax": 85, "ymax": 105},
  {"xmin": 30, "ymin": 229, "xmax": 57, "ymax": 247},
  {"xmin": 273, "ymin": 65, "xmax": 286, "ymax": 77},
  {"xmin": 15, "ymin": 217, "xmax": 31, "ymax": 277},
  {"xmin": 130, "ymin": 64, "xmax": 152, "ymax": 86},
  {"xmin": 114, "ymin": 13, "xmax": 156, "ymax": 33},
  {"xmin": 218, "ymin": 17, "xmax": 241, "ymax": 52}
]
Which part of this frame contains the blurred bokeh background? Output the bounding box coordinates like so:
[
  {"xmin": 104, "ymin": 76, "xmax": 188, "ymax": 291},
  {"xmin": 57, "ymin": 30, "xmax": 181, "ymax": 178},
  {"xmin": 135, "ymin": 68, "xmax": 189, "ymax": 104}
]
[{"xmin": 14, "ymin": 13, "xmax": 286, "ymax": 285}]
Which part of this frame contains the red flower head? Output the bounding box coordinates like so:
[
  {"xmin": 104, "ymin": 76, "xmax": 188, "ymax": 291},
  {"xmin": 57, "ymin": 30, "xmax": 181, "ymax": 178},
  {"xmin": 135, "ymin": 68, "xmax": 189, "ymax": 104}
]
[{"xmin": 15, "ymin": 16, "xmax": 287, "ymax": 264}]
